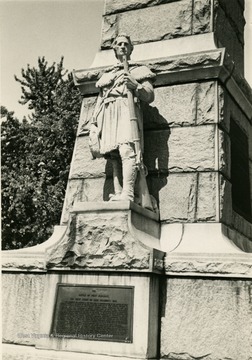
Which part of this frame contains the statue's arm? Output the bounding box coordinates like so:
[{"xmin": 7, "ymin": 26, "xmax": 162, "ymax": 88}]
[
  {"xmin": 135, "ymin": 80, "xmax": 154, "ymax": 104},
  {"xmin": 92, "ymin": 91, "xmax": 104, "ymax": 125}
]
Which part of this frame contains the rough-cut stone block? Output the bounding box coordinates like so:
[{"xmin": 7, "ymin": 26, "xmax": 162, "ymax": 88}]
[
  {"xmin": 225, "ymin": 226, "xmax": 252, "ymax": 253},
  {"xmin": 64, "ymin": 212, "xmax": 150, "ymax": 269},
  {"xmin": 161, "ymin": 278, "xmax": 252, "ymax": 359},
  {"xmin": 158, "ymin": 173, "xmax": 197, "ymax": 222},
  {"xmin": 119, "ymin": 1, "xmax": 192, "ymax": 42},
  {"xmin": 143, "ymin": 103, "xmax": 170, "ymax": 130},
  {"xmin": 61, "ymin": 179, "xmax": 84, "ymax": 224},
  {"xmin": 105, "ymin": 0, "xmax": 177, "ymax": 15},
  {"xmin": 220, "ymin": 175, "xmax": 252, "ymax": 242},
  {"xmin": 196, "ymin": 172, "xmax": 217, "ymax": 221},
  {"xmin": 82, "ymin": 177, "xmax": 113, "ymax": 202},
  {"xmin": 192, "ymin": 0, "xmax": 211, "ymax": 34},
  {"xmin": 218, "ymin": 0, "xmax": 245, "ymax": 44},
  {"xmin": 214, "ymin": 5, "xmax": 244, "ymax": 74},
  {"xmin": 77, "ymin": 96, "xmax": 97, "ymax": 136},
  {"xmin": 168, "ymin": 125, "xmax": 216, "ymax": 171},
  {"xmin": 156, "ymin": 172, "xmax": 218, "ymax": 222},
  {"xmin": 65, "ymin": 159, "xmax": 114, "ymax": 214},
  {"xmin": 2, "ymin": 273, "xmax": 45, "ymax": 345},
  {"xmin": 196, "ymin": 81, "xmax": 216, "ymax": 125},
  {"xmin": 218, "ymin": 84, "xmax": 227, "ymax": 131},
  {"xmin": 47, "ymin": 203, "xmax": 162, "ymax": 271},
  {"xmin": 144, "ymin": 84, "xmax": 197, "ymax": 129},
  {"xmin": 219, "ymin": 174, "xmax": 232, "ymax": 226},
  {"xmin": 101, "ymin": 1, "xmax": 193, "ymax": 48},
  {"xmin": 223, "ymin": 90, "xmax": 252, "ymax": 160},
  {"xmin": 69, "ymin": 136, "xmax": 107, "ymax": 179},
  {"xmin": 143, "ymin": 81, "xmax": 216, "ymax": 129},
  {"xmin": 143, "ymin": 130, "xmax": 170, "ymax": 173},
  {"xmin": 147, "ymin": 174, "xmax": 168, "ymax": 207},
  {"xmin": 144, "ymin": 125, "xmax": 216, "ymax": 173},
  {"xmin": 219, "ymin": 129, "xmax": 231, "ymax": 179},
  {"xmin": 101, "ymin": 14, "xmax": 117, "ymax": 49},
  {"xmin": 221, "ymin": 89, "xmax": 231, "ymax": 132},
  {"xmin": 232, "ymin": 211, "xmax": 252, "ymax": 242},
  {"xmin": 78, "ymin": 82, "xmax": 217, "ymax": 134}
]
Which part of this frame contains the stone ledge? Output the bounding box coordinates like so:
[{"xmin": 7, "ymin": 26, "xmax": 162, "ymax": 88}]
[
  {"xmin": 1, "ymin": 226, "xmax": 67, "ymax": 271},
  {"xmin": 161, "ymin": 223, "xmax": 252, "ymax": 277},
  {"xmin": 161, "ymin": 223, "xmax": 252, "ymax": 253},
  {"xmin": 73, "ymin": 47, "xmax": 223, "ymax": 89},
  {"xmin": 2, "ymin": 343, "xmax": 134, "ymax": 360},
  {"xmin": 73, "ymin": 46, "xmax": 252, "ymax": 121},
  {"xmin": 91, "ymin": 32, "xmax": 217, "ymax": 68},
  {"xmin": 160, "ymin": 352, "xmax": 246, "ymax": 360},
  {"xmin": 165, "ymin": 253, "xmax": 252, "ymax": 278},
  {"xmin": 72, "ymin": 200, "xmax": 159, "ymax": 221}
]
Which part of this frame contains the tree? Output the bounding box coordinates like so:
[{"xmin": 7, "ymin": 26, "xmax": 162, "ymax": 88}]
[
  {"xmin": 1, "ymin": 107, "xmax": 30, "ymax": 249},
  {"xmin": 14, "ymin": 57, "xmax": 67, "ymax": 117},
  {"xmin": 1, "ymin": 57, "xmax": 82, "ymax": 249}
]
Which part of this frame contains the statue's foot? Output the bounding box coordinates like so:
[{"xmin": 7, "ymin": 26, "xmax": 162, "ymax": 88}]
[
  {"xmin": 109, "ymin": 192, "xmax": 121, "ymax": 201},
  {"xmin": 109, "ymin": 191, "xmax": 134, "ymax": 202}
]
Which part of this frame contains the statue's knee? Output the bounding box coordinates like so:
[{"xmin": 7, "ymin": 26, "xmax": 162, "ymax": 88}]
[{"xmin": 119, "ymin": 143, "xmax": 135, "ymax": 159}]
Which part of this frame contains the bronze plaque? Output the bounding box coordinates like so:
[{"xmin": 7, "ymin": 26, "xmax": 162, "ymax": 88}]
[{"xmin": 51, "ymin": 284, "xmax": 134, "ymax": 343}]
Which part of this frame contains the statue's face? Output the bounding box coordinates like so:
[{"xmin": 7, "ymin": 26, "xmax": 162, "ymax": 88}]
[{"xmin": 114, "ymin": 36, "xmax": 131, "ymax": 59}]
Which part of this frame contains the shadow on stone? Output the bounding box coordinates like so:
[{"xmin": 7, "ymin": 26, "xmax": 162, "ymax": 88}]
[{"xmin": 143, "ymin": 103, "xmax": 170, "ymax": 207}]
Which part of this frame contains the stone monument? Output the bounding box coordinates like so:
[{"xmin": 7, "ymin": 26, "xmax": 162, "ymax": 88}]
[{"xmin": 2, "ymin": 1, "xmax": 252, "ymax": 360}]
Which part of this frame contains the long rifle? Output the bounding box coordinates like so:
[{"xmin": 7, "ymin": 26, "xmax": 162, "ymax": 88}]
[
  {"xmin": 122, "ymin": 55, "xmax": 141, "ymax": 167},
  {"xmin": 122, "ymin": 55, "xmax": 153, "ymax": 210}
]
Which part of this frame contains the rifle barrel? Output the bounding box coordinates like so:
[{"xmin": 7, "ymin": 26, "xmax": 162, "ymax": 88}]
[{"xmin": 122, "ymin": 55, "xmax": 141, "ymax": 165}]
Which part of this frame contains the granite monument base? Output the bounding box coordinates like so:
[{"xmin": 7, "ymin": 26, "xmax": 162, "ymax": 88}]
[
  {"xmin": 36, "ymin": 272, "xmax": 161, "ymax": 359},
  {"xmin": 33, "ymin": 201, "xmax": 163, "ymax": 359}
]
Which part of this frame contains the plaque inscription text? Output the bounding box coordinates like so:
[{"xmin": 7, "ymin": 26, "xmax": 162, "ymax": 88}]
[{"xmin": 51, "ymin": 284, "xmax": 134, "ymax": 343}]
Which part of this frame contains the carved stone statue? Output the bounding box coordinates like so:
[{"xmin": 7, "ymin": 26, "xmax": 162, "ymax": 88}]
[{"xmin": 89, "ymin": 34, "xmax": 156, "ymax": 209}]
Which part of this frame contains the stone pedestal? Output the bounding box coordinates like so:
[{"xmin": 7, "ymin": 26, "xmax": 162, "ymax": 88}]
[
  {"xmin": 47, "ymin": 201, "xmax": 162, "ymax": 272},
  {"xmin": 36, "ymin": 272, "xmax": 160, "ymax": 359},
  {"xmin": 2, "ymin": 201, "xmax": 164, "ymax": 359},
  {"xmin": 34, "ymin": 201, "xmax": 163, "ymax": 359}
]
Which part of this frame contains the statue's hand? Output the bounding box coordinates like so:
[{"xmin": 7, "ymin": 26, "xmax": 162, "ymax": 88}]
[{"xmin": 124, "ymin": 74, "xmax": 138, "ymax": 90}]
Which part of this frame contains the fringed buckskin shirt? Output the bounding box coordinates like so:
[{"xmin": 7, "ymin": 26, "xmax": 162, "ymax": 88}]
[{"xmin": 92, "ymin": 63, "xmax": 155, "ymax": 156}]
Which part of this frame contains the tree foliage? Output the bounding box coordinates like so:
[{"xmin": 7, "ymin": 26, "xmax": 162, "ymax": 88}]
[
  {"xmin": 14, "ymin": 57, "xmax": 67, "ymax": 116},
  {"xmin": 1, "ymin": 57, "xmax": 82, "ymax": 250}
]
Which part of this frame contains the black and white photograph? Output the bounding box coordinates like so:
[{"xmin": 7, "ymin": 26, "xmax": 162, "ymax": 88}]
[{"xmin": 1, "ymin": 0, "xmax": 252, "ymax": 359}]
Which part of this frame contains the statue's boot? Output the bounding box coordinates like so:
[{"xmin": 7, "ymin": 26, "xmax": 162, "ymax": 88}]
[
  {"xmin": 110, "ymin": 157, "xmax": 137, "ymax": 202},
  {"xmin": 109, "ymin": 158, "xmax": 122, "ymax": 199}
]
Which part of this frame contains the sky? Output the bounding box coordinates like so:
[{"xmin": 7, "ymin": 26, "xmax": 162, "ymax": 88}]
[
  {"xmin": 0, "ymin": 0, "xmax": 104, "ymax": 119},
  {"xmin": 0, "ymin": 0, "xmax": 252, "ymax": 120}
]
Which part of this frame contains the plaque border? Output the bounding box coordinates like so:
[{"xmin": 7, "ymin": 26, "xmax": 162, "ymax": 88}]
[{"xmin": 50, "ymin": 283, "xmax": 134, "ymax": 343}]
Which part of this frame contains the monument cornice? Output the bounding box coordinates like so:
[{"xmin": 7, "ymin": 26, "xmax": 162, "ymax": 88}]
[{"xmin": 73, "ymin": 48, "xmax": 252, "ymax": 122}]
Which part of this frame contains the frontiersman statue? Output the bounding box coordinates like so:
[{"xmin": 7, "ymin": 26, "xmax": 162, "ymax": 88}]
[{"xmin": 89, "ymin": 34, "xmax": 156, "ymax": 210}]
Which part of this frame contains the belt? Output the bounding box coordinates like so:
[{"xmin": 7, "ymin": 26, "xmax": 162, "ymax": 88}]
[
  {"xmin": 103, "ymin": 96, "xmax": 126, "ymax": 104},
  {"xmin": 103, "ymin": 96, "xmax": 139, "ymax": 105}
]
